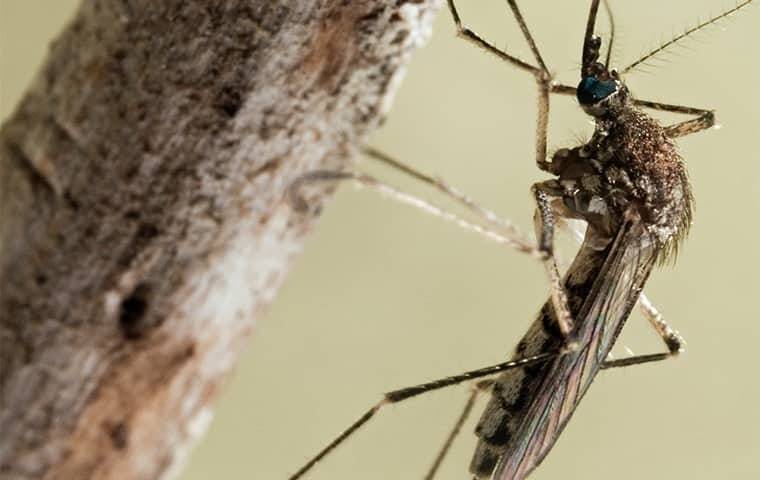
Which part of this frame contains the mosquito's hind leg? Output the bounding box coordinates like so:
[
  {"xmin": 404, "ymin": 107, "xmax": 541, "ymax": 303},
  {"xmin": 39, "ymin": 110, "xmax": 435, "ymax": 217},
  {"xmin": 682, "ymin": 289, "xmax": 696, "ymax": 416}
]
[
  {"xmin": 423, "ymin": 379, "xmax": 493, "ymax": 480},
  {"xmin": 288, "ymin": 354, "xmax": 556, "ymax": 479},
  {"xmin": 602, "ymin": 294, "xmax": 685, "ymax": 369}
]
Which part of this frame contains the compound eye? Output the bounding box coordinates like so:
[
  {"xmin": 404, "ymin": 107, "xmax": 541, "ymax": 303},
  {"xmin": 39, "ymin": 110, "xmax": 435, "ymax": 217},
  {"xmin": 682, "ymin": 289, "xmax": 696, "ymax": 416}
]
[{"xmin": 576, "ymin": 76, "xmax": 617, "ymax": 105}]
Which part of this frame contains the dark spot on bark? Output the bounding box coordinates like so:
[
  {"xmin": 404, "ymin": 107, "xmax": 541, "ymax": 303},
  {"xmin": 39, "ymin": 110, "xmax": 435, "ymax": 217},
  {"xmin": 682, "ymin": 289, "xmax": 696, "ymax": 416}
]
[
  {"xmin": 358, "ymin": 7, "xmax": 385, "ymax": 25},
  {"xmin": 391, "ymin": 30, "xmax": 408, "ymax": 45},
  {"xmin": 118, "ymin": 221, "xmax": 160, "ymax": 267},
  {"xmin": 216, "ymin": 86, "xmax": 244, "ymax": 117},
  {"xmin": 123, "ymin": 164, "xmax": 139, "ymax": 181},
  {"xmin": 250, "ymin": 156, "xmax": 282, "ymax": 179},
  {"xmin": 109, "ymin": 421, "xmax": 129, "ymax": 449},
  {"xmin": 63, "ymin": 191, "xmax": 80, "ymax": 211},
  {"xmin": 35, "ymin": 273, "xmax": 48, "ymax": 286},
  {"xmin": 119, "ymin": 283, "xmax": 151, "ymax": 340},
  {"xmin": 136, "ymin": 222, "xmax": 159, "ymax": 241}
]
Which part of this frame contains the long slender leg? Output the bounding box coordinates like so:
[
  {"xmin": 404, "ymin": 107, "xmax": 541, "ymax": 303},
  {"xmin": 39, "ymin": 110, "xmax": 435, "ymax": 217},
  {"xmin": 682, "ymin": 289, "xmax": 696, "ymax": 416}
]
[
  {"xmin": 362, "ymin": 147, "xmax": 528, "ymax": 248},
  {"xmin": 581, "ymin": 0, "xmax": 603, "ymax": 73},
  {"xmin": 602, "ymin": 294, "xmax": 685, "ymax": 369},
  {"xmin": 602, "ymin": 0, "xmax": 616, "ymax": 68},
  {"xmin": 444, "ymin": 2, "xmax": 578, "ymax": 331},
  {"xmin": 662, "ymin": 112, "xmax": 715, "ymax": 138},
  {"xmin": 290, "ymin": 164, "xmax": 576, "ymax": 344},
  {"xmin": 535, "ymin": 80, "xmax": 553, "ymax": 172},
  {"xmin": 503, "ymin": 1, "xmax": 555, "ymax": 173},
  {"xmin": 292, "ymin": 165, "xmax": 579, "ymax": 343},
  {"xmin": 446, "ymin": 0, "xmax": 540, "ymax": 75},
  {"xmin": 423, "ymin": 380, "xmax": 492, "ymax": 480},
  {"xmin": 532, "ymin": 182, "xmax": 574, "ymax": 340},
  {"xmin": 288, "ymin": 353, "xmax": 557, "ymax": 480},
  {"xmin": 550, "ymin": 83, "xmax": 576, "ymax": 96},
  {"xmin": 288, "ymin": 170, "xmax": 540, "ymax": 256},
  {"xmin": 638, "ymin": 293, "xmax": 685, "ymax": 354},
  {"xmin": 505, "ymin": 1, "xmax": 550, "ymax": 74},
  {"xmin": 447, "ymin": 1, "xmax": 555, "ymax": 173}
]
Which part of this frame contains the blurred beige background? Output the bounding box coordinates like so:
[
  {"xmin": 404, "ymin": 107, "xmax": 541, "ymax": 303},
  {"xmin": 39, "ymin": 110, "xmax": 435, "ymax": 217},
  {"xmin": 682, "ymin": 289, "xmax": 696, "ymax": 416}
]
[{"xmin": 2, "ymin": 1, "xmax": 758, "ymax": 479}]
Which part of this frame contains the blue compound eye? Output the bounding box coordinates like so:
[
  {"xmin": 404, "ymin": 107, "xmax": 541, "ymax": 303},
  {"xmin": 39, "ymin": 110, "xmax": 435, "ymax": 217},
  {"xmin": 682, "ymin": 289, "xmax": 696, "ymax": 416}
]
[{"xmin": 577, "ymin": 76, "xmax": 617, "ymax": 105}]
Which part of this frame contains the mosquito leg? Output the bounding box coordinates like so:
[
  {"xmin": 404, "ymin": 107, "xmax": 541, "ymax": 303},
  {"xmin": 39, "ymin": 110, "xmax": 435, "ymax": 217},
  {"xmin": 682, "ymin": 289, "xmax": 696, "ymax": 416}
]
[
  {"xmin": 445, "ymin": 0, "xmax": 541, "ymax": 75},
  {"xmin": 362, "ymin": 147, "xmax": 528, "ymax": 247},
  {"xmin": 423, "ymin": 380, "xmax": 493, "ymax": 480},
  {"xmin": 601, "ymin": 294, "xmax": 685, "ymax": 370},
  {"xmin": 601, "ymin": 0, "xmax": 616, "ymax": 68},
  {"xmin": 550, "ymin": 83, "xmax": 576, "ymax": 97},
  {"xmin": 581, "ymin": 0, "xmax": 603, "ymax": 73},
  {"xmin": 532, "ymin": 181, "xmax": 575, "ymax": 340},
  {"xmin": 448, "ymin": 0, "xmax": 559, "ymax": 173},
  {"xmin": 287, "ymin": 169, "xmax": 541, "ymax": 256},
  {"xmin": 505, "ymin": 0, "xmax": 550, "ymax": 74},
  {"xmin": 534, "ymin": 76, "xmax": 553, "ymax": 172},
  {"xmin": 505, "ymin": 0, "xmax": 555, "ymax": 172},
  {"xmin": 631, "ymin": 100, "xmax": 716, "ymax": 138},
  {"xmin": 636, "ymin": 292, "xmax": 685, "ymax": 355},
  {"xmin": 288, "ymin": 354, "xmax": 557, "ymax": 479}
]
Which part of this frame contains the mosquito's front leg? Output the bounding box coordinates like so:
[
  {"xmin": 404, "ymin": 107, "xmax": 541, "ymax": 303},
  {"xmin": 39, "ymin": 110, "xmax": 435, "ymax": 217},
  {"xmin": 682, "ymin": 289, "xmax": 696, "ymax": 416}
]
[
  {"xmin": 447, "ymin": 0, "xmax": 556, "ymax": 173},
  {"xmin": 632, "ymin": 100, "xmax": 716, "ymax": 138},
  {"xmin": 446, "ymin": 0, "xmax": 544, "ymax": 76},
  {"xmin": 602, "ymin": 294, "xmax": 685, "ymax": 369},
  {"xmin": 532, "ymin": 181, "xmax": 575, "ymax": 341}
]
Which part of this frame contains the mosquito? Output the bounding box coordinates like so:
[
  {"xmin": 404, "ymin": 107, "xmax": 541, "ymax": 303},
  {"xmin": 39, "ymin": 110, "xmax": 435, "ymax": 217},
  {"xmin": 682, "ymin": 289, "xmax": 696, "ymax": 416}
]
[{"xmin": 286, "ymin": 0, "xmax": 756, "ymax": 478}]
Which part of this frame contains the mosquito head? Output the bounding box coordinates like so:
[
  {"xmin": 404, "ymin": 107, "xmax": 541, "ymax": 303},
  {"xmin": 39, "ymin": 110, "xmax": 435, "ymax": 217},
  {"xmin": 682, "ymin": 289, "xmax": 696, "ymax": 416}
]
[{"xmin": 578, "ymin": 36, "xmax": 628, "ymax": 117}]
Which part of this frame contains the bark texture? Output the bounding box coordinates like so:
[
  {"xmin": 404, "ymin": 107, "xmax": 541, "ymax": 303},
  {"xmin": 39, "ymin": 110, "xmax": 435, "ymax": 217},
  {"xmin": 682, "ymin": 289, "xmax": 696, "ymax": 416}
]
[{"xmin": 0, "ymin": 1, "xmax": 440, "ymax": 479}]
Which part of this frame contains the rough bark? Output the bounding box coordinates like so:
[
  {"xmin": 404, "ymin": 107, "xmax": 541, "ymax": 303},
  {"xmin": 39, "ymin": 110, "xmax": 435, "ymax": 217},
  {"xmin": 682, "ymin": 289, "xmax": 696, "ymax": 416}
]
[{"xmin": 0, "ymin": 1, "xmax": 440, "ymax": 479}]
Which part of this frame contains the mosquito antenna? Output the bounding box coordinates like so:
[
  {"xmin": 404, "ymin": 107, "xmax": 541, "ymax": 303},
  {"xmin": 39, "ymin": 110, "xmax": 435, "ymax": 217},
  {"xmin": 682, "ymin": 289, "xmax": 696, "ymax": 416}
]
[
  {"xmin": 602, "ymin": 0, "xmax": 615, "ymax": 68},
  {"xmin": 621, "ymin": 0, "xmax": 757, "ymax": 74},
  {"xmin": 582, "ymin": 0, "xmax": 603, "ymax": 74}
]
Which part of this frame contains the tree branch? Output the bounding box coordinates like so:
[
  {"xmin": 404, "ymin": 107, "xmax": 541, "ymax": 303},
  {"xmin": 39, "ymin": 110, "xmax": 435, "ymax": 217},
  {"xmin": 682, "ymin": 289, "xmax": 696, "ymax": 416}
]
[{"xmin": 0, "ymin": 1, "xmax": 441, "ymax": 479}]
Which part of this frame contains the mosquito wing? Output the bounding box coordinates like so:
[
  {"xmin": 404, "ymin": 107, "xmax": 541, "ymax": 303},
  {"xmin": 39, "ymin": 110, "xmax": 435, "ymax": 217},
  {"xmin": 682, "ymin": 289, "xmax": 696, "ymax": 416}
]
[{"xmin": 494, "ymin": 218, "xmax": 659, "ymax": 479}]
